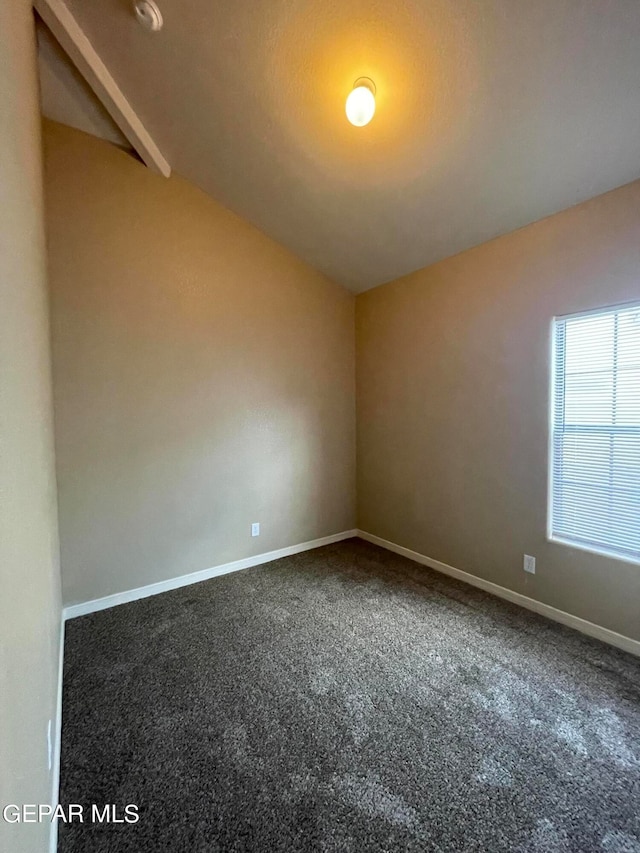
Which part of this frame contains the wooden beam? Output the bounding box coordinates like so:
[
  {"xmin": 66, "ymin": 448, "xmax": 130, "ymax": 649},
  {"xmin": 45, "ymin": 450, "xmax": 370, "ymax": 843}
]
[{"xmin": 34, "ymin": 0, "xmax": 170, "ymax": 177}]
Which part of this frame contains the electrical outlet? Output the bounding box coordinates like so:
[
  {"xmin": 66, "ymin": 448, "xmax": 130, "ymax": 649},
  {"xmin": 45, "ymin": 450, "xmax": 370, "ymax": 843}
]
[
  {"xmin": 523, "ymin": 554, "xmax": 536, "ymax": 574},
  {"xmin": 251, "ymin": 522, "xmax": 260, "ymax": 537}
]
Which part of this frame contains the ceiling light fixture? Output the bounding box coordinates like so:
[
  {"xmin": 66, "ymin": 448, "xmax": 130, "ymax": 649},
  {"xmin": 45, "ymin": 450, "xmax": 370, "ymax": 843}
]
[{"xmin": 345, "ymin": 78, "xmax": 376, "ymax": 127}]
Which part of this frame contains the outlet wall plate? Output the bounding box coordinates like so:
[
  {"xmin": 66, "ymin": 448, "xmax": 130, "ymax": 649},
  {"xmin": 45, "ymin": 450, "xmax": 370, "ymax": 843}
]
[
  {"xmin": 251, "ymin": 522, "xmax": 260, "ymax": 537},
  {"xmin": 524, "ymin": 554, "xmax": 536, "ymax": 574}
]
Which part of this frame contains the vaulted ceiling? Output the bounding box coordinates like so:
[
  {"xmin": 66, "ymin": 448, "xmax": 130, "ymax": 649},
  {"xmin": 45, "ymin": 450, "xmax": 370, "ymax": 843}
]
[{"xmin": 38, "ymin": 0, "xmax": 640, "ymax": 292}]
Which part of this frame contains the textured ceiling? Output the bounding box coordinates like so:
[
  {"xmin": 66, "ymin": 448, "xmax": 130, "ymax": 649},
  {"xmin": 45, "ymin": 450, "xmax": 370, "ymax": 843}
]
[{"xmin": 42, "ymin": 0, "xmax": 640, "ymax": 292}]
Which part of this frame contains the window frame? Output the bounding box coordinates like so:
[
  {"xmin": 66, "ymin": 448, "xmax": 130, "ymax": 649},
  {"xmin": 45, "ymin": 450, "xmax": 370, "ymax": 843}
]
[{"xmin": 547, "ymin": 300, "xmax": 640, "ymax": 566}]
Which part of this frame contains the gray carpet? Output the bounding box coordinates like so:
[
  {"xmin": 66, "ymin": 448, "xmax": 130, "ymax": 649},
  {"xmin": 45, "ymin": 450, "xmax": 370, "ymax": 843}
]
[{"xmin": 59, "ymin": 538, "xmax": 640, "ymax": 852}]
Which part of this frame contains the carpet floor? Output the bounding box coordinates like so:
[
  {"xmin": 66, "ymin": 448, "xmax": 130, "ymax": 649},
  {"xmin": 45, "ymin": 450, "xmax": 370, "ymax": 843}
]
[{"xmin": 59, "ymin": 538, "xmax": 640, "ymax": 852}]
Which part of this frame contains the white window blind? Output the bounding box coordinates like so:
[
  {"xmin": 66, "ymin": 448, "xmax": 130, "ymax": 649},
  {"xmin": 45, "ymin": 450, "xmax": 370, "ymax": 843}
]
[{"xmin": 550, "ymin": 303, "xmax": 640, "ymax": 563}]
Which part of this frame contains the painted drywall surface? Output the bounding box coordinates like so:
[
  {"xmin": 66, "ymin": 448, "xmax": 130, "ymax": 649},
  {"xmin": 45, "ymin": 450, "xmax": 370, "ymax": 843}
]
[
  {"xmin": 43, "ymin": 121, "xmax": 356, "ymax": 606},
  {"xmin": 37, "ymin": 19, "xmax": 128, "ymax": 150},
  {"xmin": 47, "ymin": 0, "xmax": 640, "ymax": 291},
  {"xmin": 0, "ymin": 3, "xmax": 62, "ymax": 852},
  {"xmin": 49, "ymin": 0, "xmax": 640, "ymax": 291},
  {"xmin": 356, "ymin": 180, "xmax": 640, "ymax": 641}
]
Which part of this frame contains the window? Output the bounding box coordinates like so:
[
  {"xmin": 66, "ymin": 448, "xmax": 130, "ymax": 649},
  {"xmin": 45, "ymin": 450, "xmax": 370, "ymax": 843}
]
[{"xmin": 550, "ymin": 302, "xmax": 640, "ymax": 563}]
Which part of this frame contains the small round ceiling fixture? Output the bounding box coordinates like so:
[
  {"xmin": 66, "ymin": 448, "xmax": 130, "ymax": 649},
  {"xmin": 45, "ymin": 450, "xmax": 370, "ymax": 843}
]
[
  {"xmin": 134, "ymin": 0, "xmax": 163, "ymax": 32},
  {"xmin": 345, "ymin": 78, "xmax": 376, "ymax": 127}
]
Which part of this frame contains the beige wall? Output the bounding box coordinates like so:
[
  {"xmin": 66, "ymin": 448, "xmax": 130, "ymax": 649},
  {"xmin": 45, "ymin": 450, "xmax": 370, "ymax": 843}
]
[
  {"xmin": 42, "ymin": 116, "xmax": 639, "ymax": 640},
  {"xmin": 357, "ymin": 180, "xmax": 640, "ymax": 641},
  {"xmin": 44, "ymin": 121, "xmax": 356, "ymax": 606},
  {"xmin": 0, "ymin": 4, "xmax": 62, "ymax": 852}
]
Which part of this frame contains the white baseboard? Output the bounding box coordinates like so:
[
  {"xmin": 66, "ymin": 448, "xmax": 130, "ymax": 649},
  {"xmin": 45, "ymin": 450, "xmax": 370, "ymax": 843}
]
[
  {"xmin": 357, "ymin": 530, "xmax": 640, "ymax": 658},
  {"xmin": 63, "ymin": 530, "xmax": 358, "ymax": 620},
  {"xmin": 50, "ymin": 615, "xmax": 65, "ymax": 853}
]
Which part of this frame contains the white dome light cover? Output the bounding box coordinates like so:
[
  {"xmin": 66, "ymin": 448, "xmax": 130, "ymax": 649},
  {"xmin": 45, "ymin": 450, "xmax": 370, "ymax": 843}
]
[{"xmin": 346, "ymin": 77, "xmax": 376, "ymax": 127}]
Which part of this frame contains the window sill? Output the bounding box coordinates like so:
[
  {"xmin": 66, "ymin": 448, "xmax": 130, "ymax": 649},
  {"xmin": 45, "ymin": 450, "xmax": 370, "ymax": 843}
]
[{"xmin": 549, "ymin": 535, "xmax": 640, "ymax": 567}]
